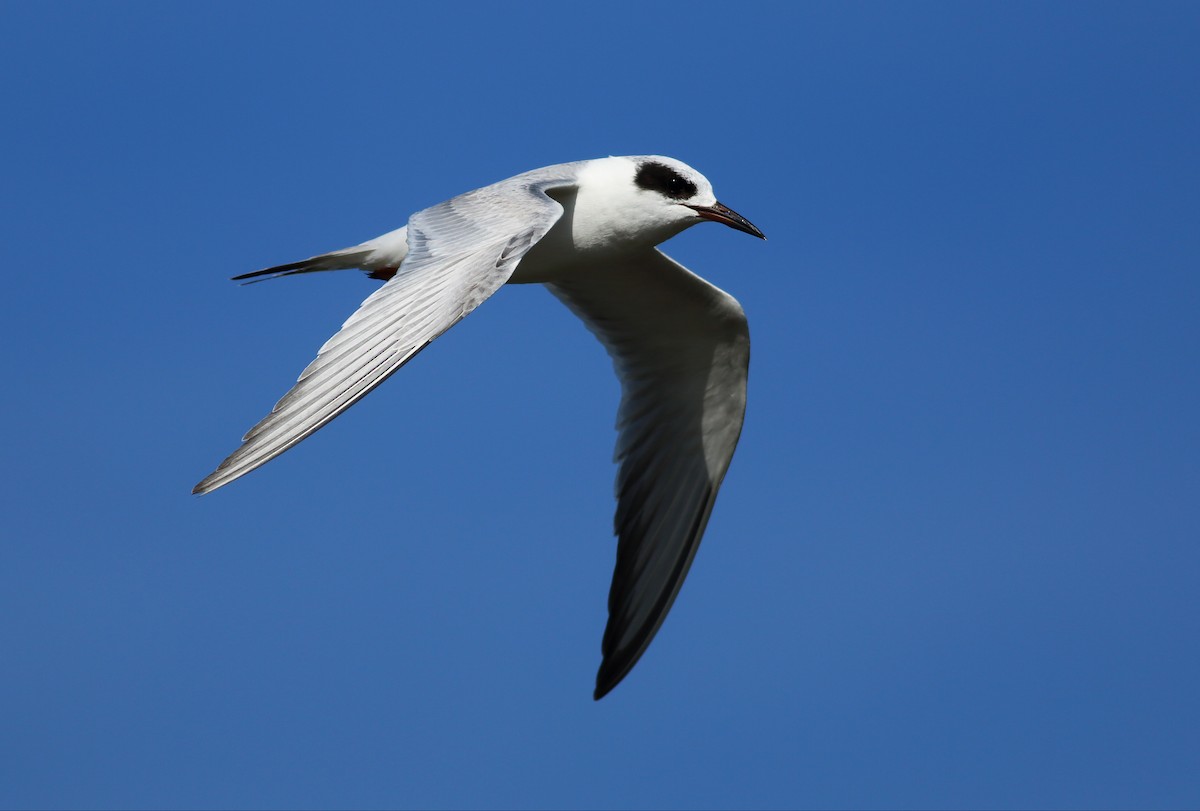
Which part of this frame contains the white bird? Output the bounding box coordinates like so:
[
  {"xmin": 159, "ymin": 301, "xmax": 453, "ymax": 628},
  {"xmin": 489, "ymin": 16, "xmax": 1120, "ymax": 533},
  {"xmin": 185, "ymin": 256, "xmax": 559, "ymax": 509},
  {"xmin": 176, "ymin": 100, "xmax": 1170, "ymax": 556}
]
[{"xmin": 194, "ymin": 156, "xmax": 765, "ymax": 699}]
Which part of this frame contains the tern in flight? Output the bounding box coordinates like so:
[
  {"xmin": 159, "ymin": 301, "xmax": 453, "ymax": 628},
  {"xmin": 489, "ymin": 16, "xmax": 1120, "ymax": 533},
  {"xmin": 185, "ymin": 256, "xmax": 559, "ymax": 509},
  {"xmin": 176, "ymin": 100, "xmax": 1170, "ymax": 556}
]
[{"xmin": 195, "ymin": 156, "xmax": 765, "ymax": 699}]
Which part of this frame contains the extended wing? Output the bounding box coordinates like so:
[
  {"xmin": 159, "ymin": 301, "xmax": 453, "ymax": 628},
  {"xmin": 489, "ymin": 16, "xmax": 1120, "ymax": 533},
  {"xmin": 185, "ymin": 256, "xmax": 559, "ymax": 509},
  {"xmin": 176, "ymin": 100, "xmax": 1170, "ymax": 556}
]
[
  {"xmin": 549, "ymin": 249, "xmax": 750, "ymax": 699},
  {"xmin": 194, "ymin": 169, "xmax": 578, "ymax": 494}
]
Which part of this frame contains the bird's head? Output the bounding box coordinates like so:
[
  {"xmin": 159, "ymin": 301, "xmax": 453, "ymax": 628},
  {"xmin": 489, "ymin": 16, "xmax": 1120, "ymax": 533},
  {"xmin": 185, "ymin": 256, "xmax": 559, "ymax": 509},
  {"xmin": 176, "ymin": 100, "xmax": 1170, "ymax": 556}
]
[
  {"xmin": 629, "ymin": 156, "xmax": 765, "ymax": 240},
  {"xmin": 569, "ymin": 156, "xmax": 765, "ymax": 252}
]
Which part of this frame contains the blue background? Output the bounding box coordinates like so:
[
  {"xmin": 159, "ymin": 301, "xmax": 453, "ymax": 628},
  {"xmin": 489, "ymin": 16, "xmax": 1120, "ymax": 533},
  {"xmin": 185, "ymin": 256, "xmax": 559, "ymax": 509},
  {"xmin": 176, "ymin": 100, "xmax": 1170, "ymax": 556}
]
[{"xmin": 2, "ymin": 3, "xmax": 1198, "ymax": 808}]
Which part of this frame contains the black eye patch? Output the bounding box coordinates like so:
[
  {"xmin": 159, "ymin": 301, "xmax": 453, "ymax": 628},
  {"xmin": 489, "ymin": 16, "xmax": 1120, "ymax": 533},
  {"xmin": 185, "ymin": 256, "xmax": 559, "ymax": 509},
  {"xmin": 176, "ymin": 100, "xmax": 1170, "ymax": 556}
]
[{"xmin": 634, "ymin": 161, "xmax": 698, "ymax": 201}]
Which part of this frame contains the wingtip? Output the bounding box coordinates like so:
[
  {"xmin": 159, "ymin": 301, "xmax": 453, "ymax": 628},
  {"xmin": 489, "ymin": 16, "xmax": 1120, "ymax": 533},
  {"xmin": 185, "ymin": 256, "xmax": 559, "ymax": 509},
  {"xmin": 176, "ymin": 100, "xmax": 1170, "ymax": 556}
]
[
  {"xmin": 593, "ymin": 683, "xmax": 610, "ymax": 701},
  {"xmin": 191, "ymin": 470, "xmax": 225, "ymax": 495},
  {"xmin": 592, "ymin": 659, "xmax": 629, "ymax": 701}
]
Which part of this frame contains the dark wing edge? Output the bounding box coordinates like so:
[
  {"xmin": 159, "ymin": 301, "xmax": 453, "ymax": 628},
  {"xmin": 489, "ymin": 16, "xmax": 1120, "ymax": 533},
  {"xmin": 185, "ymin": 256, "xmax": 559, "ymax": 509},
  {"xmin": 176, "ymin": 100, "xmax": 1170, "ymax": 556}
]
[{"xmin": 548, "ymin": 248, "xmax": 750, "ymax": 699}]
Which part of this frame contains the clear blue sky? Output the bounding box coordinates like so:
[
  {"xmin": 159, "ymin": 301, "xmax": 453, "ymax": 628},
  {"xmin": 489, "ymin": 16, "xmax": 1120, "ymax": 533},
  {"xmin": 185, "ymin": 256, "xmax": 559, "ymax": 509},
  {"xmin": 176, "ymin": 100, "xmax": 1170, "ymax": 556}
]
[{"xmin": 2, "ymin": 3, "xmax": 1198, "ymax": 809}]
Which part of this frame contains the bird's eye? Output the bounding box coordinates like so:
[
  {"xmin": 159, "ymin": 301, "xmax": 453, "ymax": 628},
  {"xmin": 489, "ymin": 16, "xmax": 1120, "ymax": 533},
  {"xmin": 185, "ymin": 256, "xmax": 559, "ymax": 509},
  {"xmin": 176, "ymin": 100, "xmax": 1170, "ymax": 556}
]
[{"xmin": 634, "ymin": 161, "xmax": 698, "ymax": 201}]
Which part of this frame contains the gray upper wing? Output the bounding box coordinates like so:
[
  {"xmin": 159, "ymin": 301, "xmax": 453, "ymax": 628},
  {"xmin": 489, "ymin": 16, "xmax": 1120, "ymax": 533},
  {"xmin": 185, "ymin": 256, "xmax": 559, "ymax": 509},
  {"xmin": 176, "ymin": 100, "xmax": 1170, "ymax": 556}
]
[
  {"xmin": 548, "ymin": 249, "xmax": 750, "ymax": 699},
  {"xmin": 194, "ymin": 165, "xmax": 581, "ymax": 494}
]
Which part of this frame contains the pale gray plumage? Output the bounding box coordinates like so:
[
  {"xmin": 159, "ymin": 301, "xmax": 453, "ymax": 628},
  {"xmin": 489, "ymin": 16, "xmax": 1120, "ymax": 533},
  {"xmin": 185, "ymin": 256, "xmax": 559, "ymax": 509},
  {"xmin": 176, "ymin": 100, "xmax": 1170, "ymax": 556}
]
[
  {"xmin": 194, "ymin": 156, "xmax": 763, "ymax": 699},
  {"xmin": 193, "ymin": 163, "xmax": 581, "ymax": 494}
]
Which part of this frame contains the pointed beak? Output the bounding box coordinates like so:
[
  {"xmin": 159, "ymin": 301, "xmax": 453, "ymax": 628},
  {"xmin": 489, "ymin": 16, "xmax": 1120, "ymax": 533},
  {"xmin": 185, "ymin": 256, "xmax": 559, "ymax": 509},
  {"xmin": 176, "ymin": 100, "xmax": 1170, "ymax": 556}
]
[{"xmin": 687, "ymin": 201, "xmax": 766, "ymax": 239}]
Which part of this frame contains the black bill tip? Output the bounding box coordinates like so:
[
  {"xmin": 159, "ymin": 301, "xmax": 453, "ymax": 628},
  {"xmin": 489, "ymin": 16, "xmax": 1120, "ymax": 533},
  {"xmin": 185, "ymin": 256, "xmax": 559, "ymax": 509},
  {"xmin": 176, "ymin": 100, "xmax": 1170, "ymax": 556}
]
[{"xmin": 687, "ymin": 201, "xmax": 766, "ymax": 240}]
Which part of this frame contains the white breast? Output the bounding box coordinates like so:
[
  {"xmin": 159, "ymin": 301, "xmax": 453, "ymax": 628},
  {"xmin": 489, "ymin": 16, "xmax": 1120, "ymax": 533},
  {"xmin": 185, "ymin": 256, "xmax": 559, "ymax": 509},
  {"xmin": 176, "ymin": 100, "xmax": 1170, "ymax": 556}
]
[{"xmin": 509, "ymin": 158, "xmax": 693, "ymax": 284}]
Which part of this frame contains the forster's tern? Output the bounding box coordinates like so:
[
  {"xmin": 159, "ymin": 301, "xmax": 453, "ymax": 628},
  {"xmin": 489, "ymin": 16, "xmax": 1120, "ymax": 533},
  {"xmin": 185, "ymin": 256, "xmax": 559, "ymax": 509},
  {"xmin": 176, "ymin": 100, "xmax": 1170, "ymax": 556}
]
[{"xmin": 195, "ymin": 156, "xmax": 765, "ymax": 699}]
